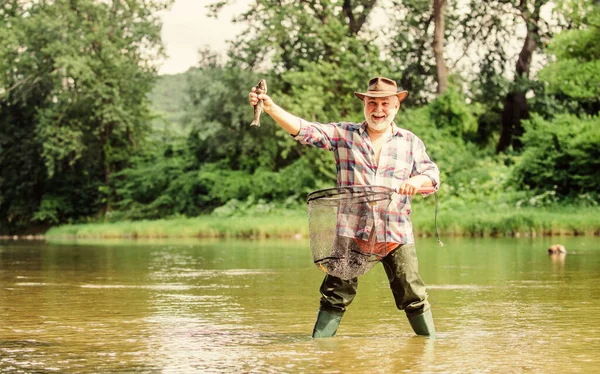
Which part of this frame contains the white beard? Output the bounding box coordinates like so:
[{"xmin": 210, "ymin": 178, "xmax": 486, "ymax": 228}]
[{"xmin": 365, "ymin": 107, "xmax": 397, "ymax": 132}]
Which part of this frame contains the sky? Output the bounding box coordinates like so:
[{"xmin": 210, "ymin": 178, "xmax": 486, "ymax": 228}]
[
  {"xmin": 157, "ymin": 0, "xmax": 546, "ymax": 79},
  {"xmin": 158, "ymin": 0, "xmax": 248, "ymax": 75}
]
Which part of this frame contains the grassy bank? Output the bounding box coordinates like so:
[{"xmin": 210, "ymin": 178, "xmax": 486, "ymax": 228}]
[
  {"xmin": 45, "ymin": 210, "xmax": 309, "ymax": 239},
  {"xmin": 44, "ymin": 205, "xmax": 600, "ymax": 239},
  {"xmin": 415, "ymin": 205, "xmax": 600, "ymax": 237}
]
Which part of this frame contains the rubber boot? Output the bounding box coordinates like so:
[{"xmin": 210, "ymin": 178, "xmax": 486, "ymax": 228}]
[
  {"xmin": 312, "ymin": 309, "xmax": 342, "ymax": 338},
  {"xmin": 407, "ymin": 309, "xmax": 436, "ymax": 337}
]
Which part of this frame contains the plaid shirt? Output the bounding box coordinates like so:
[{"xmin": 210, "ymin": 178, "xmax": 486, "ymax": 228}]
[{"xmin": 295, "ymin": 120, "xmax": 440, "ymax": 246}]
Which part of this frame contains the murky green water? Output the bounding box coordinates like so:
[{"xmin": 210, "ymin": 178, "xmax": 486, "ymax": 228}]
[{"xmin": 1, "ymin": 237, "xmax": 599, "ymax": 372}]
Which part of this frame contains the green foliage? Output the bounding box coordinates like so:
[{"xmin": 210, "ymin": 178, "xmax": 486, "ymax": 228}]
[
  {"xmin": 46, "ymin": 209, "xmax": 311, "ymax": 239},
  {"xmin": 280, "ymin": 59, "xmax": 388, "ymax": 124},
  {"xmin": 398, "ymin": 105, "xmax": 471, "ymax": 181},
  {"xmin": 0, "ymin": 104, "xmax": 44, "ymax": 232},
  {"xmin": 429, "ymin": 88, "xmax": 481, "ymax": 139},
  {"xmin": 468, "ymin": 56, "xmax": 511, "ymax": 147},
  {"xmin": 185, "ymin": 64, "xmax": 290, "ymax": 172},
  {"xmin": 400, "ymin": 102, "xmax": 522, "ymax": 210},
  {"xmin": 147, "ymin": 72, "xmax": 191, "ymax": 134},
  {"xmin": 539, "ymin": 32, "xmax": 600, "ymax": 101},
  {"xmin": 513, "ymin": 113, "xmax": 600, "ymax": 198},
  {"xmin": 216, "ymin": 0, "xmax": 382, "ymax": 73},
  {"xmin": 414, "ymin": 204, "xmax": 600, "ymax": 237},
  {"xmin": 110, "ymin": 137, "xmax": 198, "ymax": 220},
  {"xmin": 386, "ymin": 0, "xmax": 444, "ymax": 105},
  {"xmin": 538, "ymin": 0, "xmax": 600, "ymax": 114},
  {"xmin": 3, "ymin": 0, "xmax": 600, "ymax": 235},
  {"xmin": 110, "ymin": 136, "xmax": 330, "ymax": 220},
  {"xmin": 33, "ymin": 195, "xmax": 70, "ymax": 224},
  {"xmin": 0, "ymin": 0, "xmax": 171, "ymax": 233}
]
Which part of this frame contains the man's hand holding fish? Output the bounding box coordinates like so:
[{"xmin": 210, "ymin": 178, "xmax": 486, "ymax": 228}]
[{"xmin": 249, "ymin": 86, "xmax": 301, "ymax": 136}]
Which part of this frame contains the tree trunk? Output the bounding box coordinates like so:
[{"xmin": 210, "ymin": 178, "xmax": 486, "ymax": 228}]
[
  {"xmin": 497, "ymin": 0, "xmax": 545, "ymax": 153},
  {"xmin": 432, "ymin": 0, "xmax": 448, "ymax": 95},
  {"xmin": 342, "ymin": 0, "xmax": 378, "ymax": 35},
  {"xmin": 497, "ymin": 91, "xmax": 528, "ymax": 152}
]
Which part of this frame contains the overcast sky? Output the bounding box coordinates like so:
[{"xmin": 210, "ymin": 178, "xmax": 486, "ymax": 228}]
[
  {"xmin": 158, "ymin": 0, "xmax": 545, "ymax": 79},
  {"xmin": 158, "ymin": 0, "xmax": 248, "ymax": 75}
]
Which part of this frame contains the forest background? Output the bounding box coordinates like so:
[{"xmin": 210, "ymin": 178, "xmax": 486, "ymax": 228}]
[{"xmin": 1, "ymin": 0, "xmax": 599, "ymax": 238}]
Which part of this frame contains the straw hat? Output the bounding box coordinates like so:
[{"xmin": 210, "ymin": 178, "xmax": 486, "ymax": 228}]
[{"xmin": 354, "ymin": 77, "xmax": 409, "ymax": 102}]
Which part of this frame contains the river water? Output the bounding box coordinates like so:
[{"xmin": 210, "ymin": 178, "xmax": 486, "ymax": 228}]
[{"xmin": 1, "ymin": 237, "xmax": 599, "ymax": 373}]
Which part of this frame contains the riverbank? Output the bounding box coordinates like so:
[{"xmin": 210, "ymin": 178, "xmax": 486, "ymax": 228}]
[{"xmin": 36, "ymin": 205, "xmax": 600, "ymax": 240}]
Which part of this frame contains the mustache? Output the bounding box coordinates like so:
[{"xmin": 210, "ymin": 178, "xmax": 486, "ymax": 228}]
[{"xmin": 369, "ymin": 110, "xmax": 397, "ymax": 118}]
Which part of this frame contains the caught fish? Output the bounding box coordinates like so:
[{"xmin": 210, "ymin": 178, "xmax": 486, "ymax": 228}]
[{"xmin": 250, "ymin": 79, "xmax": 267, "ymax": 127}]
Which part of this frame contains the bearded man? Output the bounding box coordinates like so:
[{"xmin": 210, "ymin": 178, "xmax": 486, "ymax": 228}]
[{"xmin": 249, "ymin": 77, "xmax": 440, "ymax": 338}]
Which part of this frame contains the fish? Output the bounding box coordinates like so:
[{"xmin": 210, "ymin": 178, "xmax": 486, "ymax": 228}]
[{"xmin": 250, "ymin": 79, "xmax": 267, "ymax": 127}]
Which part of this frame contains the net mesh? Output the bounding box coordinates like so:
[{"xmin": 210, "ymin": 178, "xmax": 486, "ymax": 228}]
[{"xmin": 307, "ymin": 185, "xmax": 396, "ymax": 280}]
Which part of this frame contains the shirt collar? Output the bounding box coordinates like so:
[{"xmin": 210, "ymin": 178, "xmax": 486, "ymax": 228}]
[{"xmin": 391, "ymin": 122, "xmax": 403, "ymax": 137}]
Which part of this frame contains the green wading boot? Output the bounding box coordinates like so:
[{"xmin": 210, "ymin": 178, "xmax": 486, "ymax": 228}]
[
  {"xmin": 312, "ymin": 309, "xmax": 342, "ymax": 338},
  {"xmin": 407, "ymin": 309, "xmax": 436, "ymax": 337}
]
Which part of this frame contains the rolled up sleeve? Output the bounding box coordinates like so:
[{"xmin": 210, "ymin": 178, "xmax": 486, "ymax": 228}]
[{"xmin": 293, "ymin": 119, "xmax": 339, "ymax": 151}]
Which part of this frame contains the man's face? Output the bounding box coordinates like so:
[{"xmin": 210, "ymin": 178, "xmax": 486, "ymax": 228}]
[{"xmin": 363, "ymin": 96, "xmax": 400, "ymax": 132}]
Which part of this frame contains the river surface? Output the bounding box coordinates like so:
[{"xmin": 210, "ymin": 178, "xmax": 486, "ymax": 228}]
[{"xmin": 1, "ymin": 237, "xmax": 599, "ymax": 373}]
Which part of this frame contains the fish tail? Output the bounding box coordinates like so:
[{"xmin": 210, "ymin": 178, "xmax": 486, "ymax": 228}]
[{"xmin": 251, "ymin": 102, "xmax": 262, "ymax": 127}]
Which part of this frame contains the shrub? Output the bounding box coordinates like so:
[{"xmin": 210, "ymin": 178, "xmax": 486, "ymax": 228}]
[{"xmin": 513, "ymin": 113, "xmax": 600, "ymax": 198}]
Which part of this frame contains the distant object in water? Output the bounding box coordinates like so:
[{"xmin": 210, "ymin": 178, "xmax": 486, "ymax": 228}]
[{"xmin": 548, "ymin": 244, "xmax": 567, "ymax": 255}]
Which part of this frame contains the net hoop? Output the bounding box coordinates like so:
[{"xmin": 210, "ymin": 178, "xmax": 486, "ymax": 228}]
[
  {"xmin": 306, "ymin": 184, "xmax": 443, "ymax": 280},
  {"xmin": 306, "ymin": 185, "xmax": 396, "ymax": 280},
  {"xmin": 307, "ymin": 185, "xmax": 395, "ymax": 204}
]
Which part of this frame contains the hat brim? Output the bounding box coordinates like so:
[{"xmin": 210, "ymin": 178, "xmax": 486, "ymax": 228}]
[{"xmin": 355, "ymin": 90, "xmax": 409, "ymax": 103}]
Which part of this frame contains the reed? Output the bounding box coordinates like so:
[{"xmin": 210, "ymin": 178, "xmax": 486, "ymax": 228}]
[
  {"xmin": 412, "ymin": 205, "xmax": 600, "ymax": 237},
  {"xmin": 46, "ymin": 211, "xmax": 310, "ymax": 239},
  {"xmin": 45, "ymin": 205, "xmax": 600, "ymax": 239}
]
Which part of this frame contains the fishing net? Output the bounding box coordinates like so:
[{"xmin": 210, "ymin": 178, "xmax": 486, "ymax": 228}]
[{"xmin": 307, "ymin": 185, "xmax": 397, "ymax": 280}]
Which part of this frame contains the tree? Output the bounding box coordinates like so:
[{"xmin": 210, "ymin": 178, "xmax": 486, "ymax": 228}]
[
  {"xmin": 510, "ymin": 1, "xmax": 600, "ymax": 198},
  {"xmin": 433, "ymin": 0, "xmax": 449, "ymax": 94},
  {"xmin": 496, "ymin": 0, "xmax": 551, "ymax": 153},
  {"xmin": 209, "ymin": 0, "xmax": 382, "ymax": 74},
  {"xmin": 206, "ymin": 0, "xmax": 387, "ymax": 180},
  {"xmin": 0, "ymin": 0, "xmax": 171, "ymax": 233},
  {"xmin": 385, "ymin": 0, "xmax": 462, "ymax": 105},
  {"xmin": 184, "ymin": 62, "xmax": 283, "ymax": 172},
  {"xmin": 537, "ymin": 0, "xmax": 600, "ymax": 115},
  {"xmin": 386, "ymin": 0, "xmax": 437, "ymax": 105},
  {"xmin": 513, "ymin": 114, "xmax": 600, "ymax": 198}
]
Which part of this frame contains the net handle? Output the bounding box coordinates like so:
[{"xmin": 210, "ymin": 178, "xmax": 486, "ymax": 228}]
[
  {"xmin": 412, "ymin": 186, "xmax": 436, "ymax": 194},
  {"xmin": 307, "ymin": 185, "xmax": 395, "ymax": 203},
  {"xmin": 307, "ymin": 185, "xmax": 435, "ymax": 202},
  {"xmin": 392, "ymin": 186, "xmax": 436, "ymax": 195}
]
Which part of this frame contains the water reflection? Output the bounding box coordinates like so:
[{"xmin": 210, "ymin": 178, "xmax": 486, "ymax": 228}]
[
  {"xmin": 1, "ymin": 237, "xmax": 600, "ymax": 372},
  {"xmin": 549, "ymin": 252, "xmax": 567, "ymax": 274}
]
